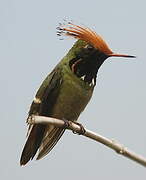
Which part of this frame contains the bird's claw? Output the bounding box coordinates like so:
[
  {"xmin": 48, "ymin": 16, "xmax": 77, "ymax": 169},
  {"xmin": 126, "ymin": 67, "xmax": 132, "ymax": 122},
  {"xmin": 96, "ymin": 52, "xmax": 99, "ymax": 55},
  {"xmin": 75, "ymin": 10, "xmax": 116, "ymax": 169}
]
[
  {"xmin": 62, "ymin": 119, "xmax": 86, "ymax": 135},
  {"xmin": 62, "ymin": 119, "xmax": 70, "ymax": 129},
  {"xmin": 73, "ymin": 122, "xmax": 86, "ymax": 135}
]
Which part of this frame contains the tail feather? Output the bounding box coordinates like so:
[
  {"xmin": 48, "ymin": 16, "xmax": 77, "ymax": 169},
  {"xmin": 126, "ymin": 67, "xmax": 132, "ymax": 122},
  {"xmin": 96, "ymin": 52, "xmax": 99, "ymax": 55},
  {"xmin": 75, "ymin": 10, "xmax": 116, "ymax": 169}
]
[
  {"xmin": 20, "ymin": 124, "xmax": 46, "ymax": 166},
  {"xmin": 37, "ymin": 127, "xmax": 65, "ymax": 160},
  {"xmin": 20, "ymin": 125, "xmax": 65, "ymax": 165}
]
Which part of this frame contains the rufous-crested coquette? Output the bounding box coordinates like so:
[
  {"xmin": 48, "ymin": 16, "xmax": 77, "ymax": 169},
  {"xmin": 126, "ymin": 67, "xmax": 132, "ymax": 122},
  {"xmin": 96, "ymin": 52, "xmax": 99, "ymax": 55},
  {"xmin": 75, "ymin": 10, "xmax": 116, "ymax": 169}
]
[{"xmin": 20, "ymin": 22, "xmax": 135, "ymax": 165}]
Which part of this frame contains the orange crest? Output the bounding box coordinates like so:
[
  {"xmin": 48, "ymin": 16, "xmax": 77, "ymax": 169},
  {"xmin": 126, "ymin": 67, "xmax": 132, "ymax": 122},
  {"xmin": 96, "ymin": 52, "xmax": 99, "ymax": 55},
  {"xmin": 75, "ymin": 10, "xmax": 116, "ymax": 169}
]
[{"xmin": 57, "ymin": 22, "xmax": 113, "ymax": 55}]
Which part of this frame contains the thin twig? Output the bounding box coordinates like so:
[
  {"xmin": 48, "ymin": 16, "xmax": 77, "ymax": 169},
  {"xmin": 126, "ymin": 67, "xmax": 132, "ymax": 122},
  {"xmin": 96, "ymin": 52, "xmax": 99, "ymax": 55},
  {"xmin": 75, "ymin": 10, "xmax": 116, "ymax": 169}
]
[{"xmin": 27, "ymin": 115, "xmax": 146, "ymax": 167}]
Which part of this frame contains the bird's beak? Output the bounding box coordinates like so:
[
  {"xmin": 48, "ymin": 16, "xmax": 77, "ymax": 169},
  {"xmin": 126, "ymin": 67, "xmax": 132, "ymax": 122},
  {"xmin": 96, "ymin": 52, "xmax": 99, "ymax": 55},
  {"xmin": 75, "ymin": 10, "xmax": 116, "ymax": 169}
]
[{"xmin": 109, "ymin": 53, "xmax": 136, "ymax": 58}]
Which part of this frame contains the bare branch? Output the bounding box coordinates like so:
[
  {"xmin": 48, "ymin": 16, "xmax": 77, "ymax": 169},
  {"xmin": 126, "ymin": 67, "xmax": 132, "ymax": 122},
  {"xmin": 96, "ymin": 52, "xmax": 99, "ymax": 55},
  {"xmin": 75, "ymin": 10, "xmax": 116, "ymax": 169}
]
[{"xmin": 27, "ymin": 115, "xmax": 146, "ymax": 167}]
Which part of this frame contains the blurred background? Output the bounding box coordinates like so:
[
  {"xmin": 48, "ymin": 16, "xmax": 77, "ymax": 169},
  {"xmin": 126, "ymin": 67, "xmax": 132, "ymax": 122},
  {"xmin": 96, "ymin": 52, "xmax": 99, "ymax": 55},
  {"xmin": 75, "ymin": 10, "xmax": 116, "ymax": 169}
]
[{"xmin": 1, "ymin": 0, "xmax": 146, "ymax": 179}]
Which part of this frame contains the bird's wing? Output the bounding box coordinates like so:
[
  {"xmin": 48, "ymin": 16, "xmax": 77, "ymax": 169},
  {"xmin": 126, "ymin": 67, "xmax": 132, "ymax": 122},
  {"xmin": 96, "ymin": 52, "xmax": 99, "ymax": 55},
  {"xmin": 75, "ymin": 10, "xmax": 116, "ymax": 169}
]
[{"xmin": 20, "ymin": 66, "xmax": 65, "ymax": 165}]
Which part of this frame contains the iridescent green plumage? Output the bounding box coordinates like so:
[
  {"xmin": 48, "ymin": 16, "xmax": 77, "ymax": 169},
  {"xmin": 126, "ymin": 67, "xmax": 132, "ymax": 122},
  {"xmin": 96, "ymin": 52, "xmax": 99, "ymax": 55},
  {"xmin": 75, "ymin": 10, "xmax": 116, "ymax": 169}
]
[{"xmin": 20, "ymin": 40, "xmax": 95, "ymax": 165}]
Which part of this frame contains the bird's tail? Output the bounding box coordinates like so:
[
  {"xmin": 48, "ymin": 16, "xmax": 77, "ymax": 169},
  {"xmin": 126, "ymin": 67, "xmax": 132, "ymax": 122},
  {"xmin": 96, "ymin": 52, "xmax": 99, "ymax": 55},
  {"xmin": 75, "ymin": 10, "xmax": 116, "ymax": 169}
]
[
  {"xmin": 37, "ymin": 126, "xmax": 65, "ymax": 160},
  {"xmin": 20, "ymin": 124, "xmax": 65, "ymax": 166},
  {"xmin": 20, "ymin": 124, "xmax": 46, "ymax": 165}
]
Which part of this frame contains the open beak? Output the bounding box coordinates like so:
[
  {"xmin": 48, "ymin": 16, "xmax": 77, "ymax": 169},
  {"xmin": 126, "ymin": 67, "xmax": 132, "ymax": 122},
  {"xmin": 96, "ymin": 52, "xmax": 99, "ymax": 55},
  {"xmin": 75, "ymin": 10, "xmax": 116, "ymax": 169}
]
[{"xmin": 109, "ymin": 53, "xmax": 136, "ymax": 58}]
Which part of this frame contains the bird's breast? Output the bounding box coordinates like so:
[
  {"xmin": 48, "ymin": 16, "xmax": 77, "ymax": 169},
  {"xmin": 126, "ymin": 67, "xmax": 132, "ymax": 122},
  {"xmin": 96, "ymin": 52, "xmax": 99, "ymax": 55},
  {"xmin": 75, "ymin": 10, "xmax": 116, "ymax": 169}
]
[{"xmin": 51, "ymin": 67, "xmax": 94, "ymax": 121}]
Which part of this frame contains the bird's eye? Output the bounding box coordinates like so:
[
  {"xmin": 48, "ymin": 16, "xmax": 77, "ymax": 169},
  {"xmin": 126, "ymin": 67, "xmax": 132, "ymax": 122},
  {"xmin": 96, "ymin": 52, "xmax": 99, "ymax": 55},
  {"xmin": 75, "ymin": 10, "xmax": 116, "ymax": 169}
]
[{"xmin": 85, "ymin": 45, "xmax": 94, "ymax": 51}]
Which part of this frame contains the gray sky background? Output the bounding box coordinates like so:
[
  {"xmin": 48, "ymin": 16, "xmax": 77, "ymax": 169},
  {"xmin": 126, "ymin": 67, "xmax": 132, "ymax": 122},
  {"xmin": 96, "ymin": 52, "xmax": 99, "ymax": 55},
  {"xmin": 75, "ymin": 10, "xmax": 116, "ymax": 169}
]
[{"xmin": 1, "ymin": 0, "xmax": 146, "ymax": 179}]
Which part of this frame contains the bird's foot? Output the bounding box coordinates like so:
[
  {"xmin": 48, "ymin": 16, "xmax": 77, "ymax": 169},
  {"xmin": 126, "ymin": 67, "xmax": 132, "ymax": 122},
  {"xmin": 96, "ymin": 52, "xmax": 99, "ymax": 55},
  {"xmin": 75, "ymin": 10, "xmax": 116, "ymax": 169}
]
[
  {"xmin": 62, "ymin": 119, "xmax": 70, "ymax": 129},
  {"xmin": 73, "ymin": 122, "xmax": 86, "ymax": 135}
]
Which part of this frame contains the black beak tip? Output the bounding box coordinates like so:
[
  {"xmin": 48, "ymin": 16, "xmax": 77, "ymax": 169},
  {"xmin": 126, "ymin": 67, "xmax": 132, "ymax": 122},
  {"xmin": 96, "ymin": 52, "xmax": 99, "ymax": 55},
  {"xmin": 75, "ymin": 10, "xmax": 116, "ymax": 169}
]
[{"xmin": 128, "ymin": 55, "xmax": 136, "ymax": 58}]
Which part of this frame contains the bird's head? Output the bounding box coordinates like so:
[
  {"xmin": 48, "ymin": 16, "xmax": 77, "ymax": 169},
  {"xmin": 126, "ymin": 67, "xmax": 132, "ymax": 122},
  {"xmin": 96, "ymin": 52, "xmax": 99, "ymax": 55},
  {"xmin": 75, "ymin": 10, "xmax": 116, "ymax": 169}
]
[{"xmin": 57, "ymin": 22, "xmax": 135, "ymax": 85}]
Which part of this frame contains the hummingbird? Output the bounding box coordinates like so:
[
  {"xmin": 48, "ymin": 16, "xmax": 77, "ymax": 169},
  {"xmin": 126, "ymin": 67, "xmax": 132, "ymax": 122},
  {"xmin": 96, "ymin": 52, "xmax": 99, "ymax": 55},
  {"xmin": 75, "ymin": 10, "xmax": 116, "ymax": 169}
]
[{"xmin": 20, "ymin": 22, "xmax": 135, "ymax": 165}]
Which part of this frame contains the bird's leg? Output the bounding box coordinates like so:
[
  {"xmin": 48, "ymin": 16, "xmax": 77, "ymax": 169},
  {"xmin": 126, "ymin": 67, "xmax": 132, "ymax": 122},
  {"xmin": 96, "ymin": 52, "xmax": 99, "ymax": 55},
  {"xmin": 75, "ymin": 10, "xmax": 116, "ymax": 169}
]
[
  {"xmin": 73, "ymin": 122, "xmax": 86, "ymax": 135},
  {"xmin": 62, "ymin": 118, "xmax": 70, "ymax": 129},
  {"xmin": 62, "ymin": 119, "xmax": 86, "ymax": 135}
]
